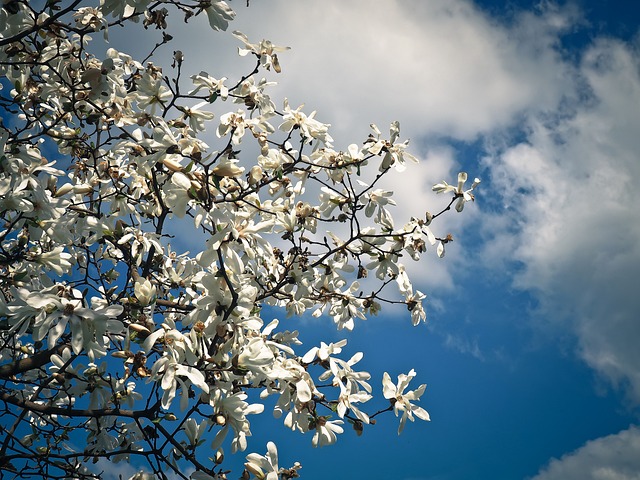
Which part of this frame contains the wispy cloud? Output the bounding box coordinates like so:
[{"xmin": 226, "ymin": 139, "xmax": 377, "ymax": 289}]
[
  {"xmin": 92, "ymin": 459, "xmax": 142, "ymax": 480},
  {"xmin": 222, "ymin": 0, "xmax": 574, "ymax": 143},
  {"xmin": 443, "ymin": 332, "xmax": 484, "ymax": 360},
  {"xmin": 530, "ymin": 425, "xmax": 640, "ymax": 480},
  {"xmin": 483, "ymin": 36, "xmax": 640, "ymax": 402}
]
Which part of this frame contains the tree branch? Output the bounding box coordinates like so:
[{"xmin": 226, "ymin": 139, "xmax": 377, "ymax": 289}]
[
  {"xmin": 0, "ymin": 344, "xmax": 70, "ymax": 380},
  {"xmin": 0, "ymin": 392, "xmax": 159, "ymax": 419}
]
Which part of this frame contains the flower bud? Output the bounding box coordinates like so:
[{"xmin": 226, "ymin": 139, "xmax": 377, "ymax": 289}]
[
  {"xmin": 73, "ymin": 183, "xmax": 94, "ymax": 195},
  {"xmin": 129, "ymin": 323, "xmax": 151, "ymax": 337},
  {"xmin": 112, "ymin": 350, "xmax": 132, "ymax": 359},
  {"xmin": 162, "ymin": 157, "xmax": 183, "ymax": 172},
  {"xmin": 134, "ymin": 278, "xmax": 156, "ymax": 307},
  {"xmin": 424, "ymin": 211, "xmax": 433, "ymax": 226}
]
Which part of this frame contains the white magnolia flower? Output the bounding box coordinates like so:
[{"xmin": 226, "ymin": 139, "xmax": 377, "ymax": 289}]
[
  {"xmin": 279, "ymin": 100, "xmax": 333, "ymax": 146},
  {"xmin": 320, "ymin": 351, "xmax": 372, "ymax": 395},
  {"xmin": 236, "ymin": 337, "xmax": 275, "ymax": 374},
  {"xmin": 30, "ymin": 246, "xmax": 72, "ymax": 276},
  {"xmin": 244, "ymin": 441, "xmax": 279, "ymax": 480},
  {"xmin": 73, "ymin": 7, "xmax": 107, "ymax": 32},
  {"xmin": 366, "ymin": 251, "xmax": 400, "ymax": 281},
  {"xmin": 204, "ymin": 1, "xmax": 236, "ymax": 31},
  {"xmin": 360, "ymin": 185, "xmax": 396, "ymax": 219},
  {"xmin": 181, "ymin": 101, "xmax": 215, "ymax": 132},
  {"xmin": 210, "ymin": 390, "xmax": 264, "ymax": 452},
  {"xmin": 233, "ymin": 31, "xmax": 290, "ymax": 73},
  {"xmin": 405, "ymin": 289, "xmax": 427, "ymax": 326},
  {"xmin": 258, "ymin": 148, "xmax": 288, "ymax": 171},
  {"xmin": 212, "ymin": 157, "xmax": 245, "ymax": 177},
  {"xmin": 234, "ymin": 77, "xmax": 276, "ymax": 115},
  {"xmin": 134, "ymin": 74, "xmax": 171, "ymax": 115},
  {"xmin": 134, "ymin": 278, "xmax": 156, "ymax": 307},
  {"xmin": 162, "ymin": 171, "xmax": 195, "ymax": 218},
  {"xmin": 312, "ymin": 417, "xmax": 343, "ymax": 447},
  {"xmin": 153, "ymin": 357, "xmax": 209, "ymax": 410},
  {"xmin": 382, "ymin": 369, "xmax": 430, "ymax": 434},
  {"xmin": 183, "ymin": 418, "xmax": 207, "ymax": 447},
  {"xmin": 217, "ymin": 110, "xmax": 246, "ymax": 145},
  {"xmin": 30, "ymin": 295, "xmax": 123, "ymax": 360},
  {"xmin": 336, "ymin": 382, "xmax": 371, "ymax": 423},
  {"xmin": 365, "ymin": 122, "xmax": 418, "ymax": 172},
  {"xmin": 100, "ymin": 0, "xmax": 152, "ymax": 19},
  {"xmin": 117, "ymin": 228, "xmax": 163, "ymax": 265},
  {"xmin": 301, "ymin": 339, "xmax": 348, "ymax": 364},
  {"xmin": 190, "ymin": 71, "xmax": 229, "ymax": 99},
  {"xmin": 432, "ymin": 172, "xmax": 481, "ymax": 212}
]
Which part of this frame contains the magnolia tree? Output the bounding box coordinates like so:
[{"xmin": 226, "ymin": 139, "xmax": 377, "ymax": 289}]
[{"xmin": 0, "ymin": 1, "xmax": 480, "ymax": 478}]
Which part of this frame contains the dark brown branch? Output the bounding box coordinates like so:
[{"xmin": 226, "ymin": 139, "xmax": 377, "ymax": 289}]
[
  {"xmin": 0, "ymin": 391, "xmax": 158, "ymax": 419},
  {"xmin": 154, "ymin": 421, "xmax": 213, "ymax": 475},
  {"xmin": 0, "ymin": 344, "xmax": 70, "ymax": 380}
]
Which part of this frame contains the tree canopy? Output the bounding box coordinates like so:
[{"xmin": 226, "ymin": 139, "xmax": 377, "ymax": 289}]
[{"xmin": 0, "ymin": 1, "xmax": 479, "ymax": 478}]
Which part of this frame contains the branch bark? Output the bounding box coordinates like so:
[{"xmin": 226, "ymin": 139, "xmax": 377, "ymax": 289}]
[
  {"xmin": 0, "ymin": 344, "xmax": 70, "ymax": 380},
  {"xmin": 0, "ymin": 391, "xmax": 159, "ymax": 419}
]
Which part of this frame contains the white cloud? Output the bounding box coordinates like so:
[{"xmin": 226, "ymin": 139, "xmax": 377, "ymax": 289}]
[
  {"xmin": 484, "ymin": 37, "xmax": 640, "ymax": 401},
  {"xmin": 222, "ymin": 0, "xmax": 582, "ymax": 286},
  {"xmin": 92, "ymin": 459, "xmax": 143, "ymax": 480},
  {"xmin": 530, "ymin": 425, "xmax": 640, "ymax": 480},
  {"xmin": 443, "ymin": 332, "xmax": 484, "ymax": 360},
  {"xmin": 218, "ymin": 0, "xmax": 574, "ymax": 143}
]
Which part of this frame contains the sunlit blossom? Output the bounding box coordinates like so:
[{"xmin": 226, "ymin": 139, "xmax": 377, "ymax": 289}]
[
  {"xmin": 244, "ymin": 441, "xmax": 279, "ymax": 480},
  {"xmin": 312, "ymin": 417, "xmax": 344, "ymax": 448},
  {"xmin": 382, "ymin": 369, "xmax": 431, "ymax": 434},
  {"xmin": 432, "ymin": 172, "xmax": 481, "ymax": 212}
]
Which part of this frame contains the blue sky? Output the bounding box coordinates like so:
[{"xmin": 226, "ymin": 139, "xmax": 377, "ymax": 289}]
[{"xmin": 99, "ymin": 1, "xmax": 640, "ymax": 479}]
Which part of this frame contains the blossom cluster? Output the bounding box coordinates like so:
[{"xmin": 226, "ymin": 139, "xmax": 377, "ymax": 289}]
[{"xmin": 0, "ymin": 1, "xmax": 479, "ymax": 479}]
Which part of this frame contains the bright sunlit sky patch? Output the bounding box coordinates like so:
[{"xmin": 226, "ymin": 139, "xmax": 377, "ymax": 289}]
[{"xmin": 103, "ymin": 1, "xmax": 640, "ymax": 479}]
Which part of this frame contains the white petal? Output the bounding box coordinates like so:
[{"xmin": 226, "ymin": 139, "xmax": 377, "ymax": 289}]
[
  {"xmin": 412, "ymin": 405, "xmax": 431, "ymax": 422},
  {"xmin": 295, "ymin": 378, "xmax": 312, "ymax": 403},
  {"xmin": 382, "ymin": 372, "xmax": 395, "ymax": 399},
  {"xmin": 301, "ymin": 347, "xmax": 318, "ymax": 364},
  {"xmin": 142, "ymin": 329, "xmax": 165, "ymax": 353},
  {"xmin": 171, "ymin": 171, "xmax": 192, "ymax": 190},
  {"xmin": 177, "ymin": 365, "xmax": 209, "ymax": 394}
]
